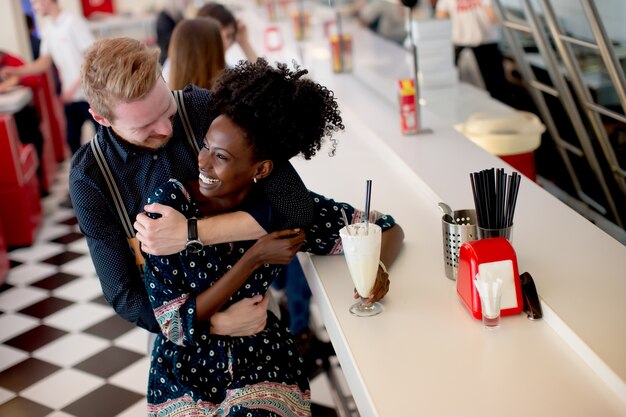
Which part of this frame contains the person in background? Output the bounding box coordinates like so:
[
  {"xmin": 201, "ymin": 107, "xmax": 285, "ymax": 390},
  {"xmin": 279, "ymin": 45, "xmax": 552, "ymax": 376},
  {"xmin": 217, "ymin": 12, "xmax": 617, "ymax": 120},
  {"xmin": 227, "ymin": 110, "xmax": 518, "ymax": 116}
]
[
  {"xmin": 1, "ymin": 0, "xmax": 97, "ymax": 156},
  {"xmin": 25, "ymin": 14, "xmax": 40, "ymax": 59},
  {"xmin": 196, "ymin": 2, "xmax": 258, "ymax": 62},
  {"xmin": 0, "ymin": 50, "xmax": 46, "ymax": 194},
  {"xmin": 162, "ymin": 2, "xmax": 258, "ymax": 82},
  {"xmin": 156, "ymin": 0, "xmax": 191, "ymax": 65},
  {"xmin": 435, "ymin": 0, "xmax": 510, "ymax": 103},
  {"xmin": 143, "ymin": 58, "xmax": 404, "ymax": 416},
  {"xmin": 72, "ymin": 37, "xmax": 314, "ymax": 346},
  {"xmin": 167, "ymin": 17, "xmax": 226, "ymax": 91},
  {"xmin": 357, "ymin": 0, "xmax": 408, "ymax": 45}
]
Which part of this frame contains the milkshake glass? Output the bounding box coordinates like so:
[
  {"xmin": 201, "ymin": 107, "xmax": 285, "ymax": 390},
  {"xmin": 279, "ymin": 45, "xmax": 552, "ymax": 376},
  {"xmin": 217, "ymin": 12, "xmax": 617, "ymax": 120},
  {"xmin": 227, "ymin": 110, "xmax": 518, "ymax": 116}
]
[{"xmin": 340, "ymin": 223, "xmax": 383, "ymax": 316}]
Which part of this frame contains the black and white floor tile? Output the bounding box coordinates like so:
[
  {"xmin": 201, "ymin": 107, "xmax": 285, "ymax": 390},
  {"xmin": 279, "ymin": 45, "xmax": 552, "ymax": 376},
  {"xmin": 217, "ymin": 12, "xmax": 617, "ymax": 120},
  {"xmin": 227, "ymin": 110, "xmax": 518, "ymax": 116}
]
[{"xmin": 0, "ymin": 163, "xmax": 345, "ymax": 417}]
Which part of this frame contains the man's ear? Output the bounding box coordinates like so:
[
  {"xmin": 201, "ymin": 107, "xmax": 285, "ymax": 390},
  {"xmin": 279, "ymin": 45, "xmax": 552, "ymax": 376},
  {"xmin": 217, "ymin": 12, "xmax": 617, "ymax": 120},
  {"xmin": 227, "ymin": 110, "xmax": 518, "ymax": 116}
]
[
  {"xmin": 254, "ymin": 160, "xmax": 273, "ymax": 180},
  {"xmin": 89, "ymin": 108, "xmax": 111, "ymax": 127}
]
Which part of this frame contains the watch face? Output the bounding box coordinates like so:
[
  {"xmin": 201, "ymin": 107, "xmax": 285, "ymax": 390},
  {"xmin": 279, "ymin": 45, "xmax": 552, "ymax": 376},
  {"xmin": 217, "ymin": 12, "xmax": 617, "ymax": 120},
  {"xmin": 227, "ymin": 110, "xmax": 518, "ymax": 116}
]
[{"xmin": 186, "ymin": 240, "xmax": 203, "ymax": 254}]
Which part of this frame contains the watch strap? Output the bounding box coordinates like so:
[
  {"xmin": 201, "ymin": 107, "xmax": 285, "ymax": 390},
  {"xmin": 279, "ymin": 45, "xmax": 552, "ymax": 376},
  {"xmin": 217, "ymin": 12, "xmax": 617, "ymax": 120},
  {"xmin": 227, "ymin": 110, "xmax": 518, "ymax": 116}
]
[{"xmin": 188, "ymin": 218, "xmax": 199, "ymax": 241}]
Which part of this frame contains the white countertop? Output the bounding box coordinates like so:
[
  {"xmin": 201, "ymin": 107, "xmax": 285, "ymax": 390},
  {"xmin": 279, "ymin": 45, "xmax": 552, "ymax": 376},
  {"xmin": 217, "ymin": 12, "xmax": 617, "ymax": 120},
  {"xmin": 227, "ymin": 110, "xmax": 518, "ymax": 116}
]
[
  {"xmin": 238, "ymin": 2, "xmax": 626, "ymax": 415},
  {"xmin": 0, "ymin": 87, "xmax": 32, "ymax": 114}
]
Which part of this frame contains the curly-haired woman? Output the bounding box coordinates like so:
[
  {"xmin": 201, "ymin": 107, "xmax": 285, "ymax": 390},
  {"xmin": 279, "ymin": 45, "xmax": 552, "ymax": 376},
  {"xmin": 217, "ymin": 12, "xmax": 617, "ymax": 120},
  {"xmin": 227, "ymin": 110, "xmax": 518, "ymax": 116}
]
[{"xmin": 144, "ymin": 58, "xmax": 404, "ymax": 417}]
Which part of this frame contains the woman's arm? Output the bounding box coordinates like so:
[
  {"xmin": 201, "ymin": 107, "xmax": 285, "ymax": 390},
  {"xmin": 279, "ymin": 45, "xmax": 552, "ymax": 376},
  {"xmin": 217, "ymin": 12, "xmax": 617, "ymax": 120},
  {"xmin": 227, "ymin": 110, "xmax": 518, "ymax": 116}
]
[
  {"xmin": 367, "ymin": 224, "xmax": 404, "ymax": 303},
  {"xmin": 145, "ymin": 228, "xmax": 303, "ymax": 345},
  {"xmin": 195, "ymin": 229, "xmax": 305, "ymax": 321},
  {"xmin": 0, "ymin": 55, "xmax": 52, "ymax": 78},
  {"xmin": 301, "ymin": 192, "xmax": 405, "ymax": 303},
  {"xmin": 380, "ymin": 224, "xmax": 404, "ymax": 271}
]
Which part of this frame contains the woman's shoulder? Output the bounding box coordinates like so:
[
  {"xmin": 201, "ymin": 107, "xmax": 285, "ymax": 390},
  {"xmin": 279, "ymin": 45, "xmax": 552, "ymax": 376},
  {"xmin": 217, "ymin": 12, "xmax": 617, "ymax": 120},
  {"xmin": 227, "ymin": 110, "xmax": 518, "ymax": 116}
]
[{"xmin": 147, "ymin": 179, "xmax": 195, "ymax": 218}]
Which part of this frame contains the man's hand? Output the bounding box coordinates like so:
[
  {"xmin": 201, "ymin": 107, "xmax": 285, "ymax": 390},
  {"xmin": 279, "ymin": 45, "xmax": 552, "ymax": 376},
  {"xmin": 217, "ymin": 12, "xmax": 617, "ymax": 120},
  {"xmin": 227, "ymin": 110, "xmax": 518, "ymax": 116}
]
[
  {"xmin": 210, "ymin": 295, "xmax": 269, "ymax": 336},
  {"xmin": 0, "ymin": 66, "xmax": 19, "ymax": 80},
  {"xmin": 135, "ymin": 203, "xmax": 187, "ymax": 255}
]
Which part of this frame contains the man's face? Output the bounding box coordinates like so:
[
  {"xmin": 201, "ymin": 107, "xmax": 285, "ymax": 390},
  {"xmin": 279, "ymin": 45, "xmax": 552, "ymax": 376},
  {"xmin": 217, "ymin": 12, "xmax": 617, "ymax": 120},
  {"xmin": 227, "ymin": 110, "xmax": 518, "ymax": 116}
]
[
  {"xmin": 30, "ymin": 0, "xmax": 53, "ymax": 16},
  {"xmin": 90, "ymin": 78, "xmax": 176, "ymax": 150}
]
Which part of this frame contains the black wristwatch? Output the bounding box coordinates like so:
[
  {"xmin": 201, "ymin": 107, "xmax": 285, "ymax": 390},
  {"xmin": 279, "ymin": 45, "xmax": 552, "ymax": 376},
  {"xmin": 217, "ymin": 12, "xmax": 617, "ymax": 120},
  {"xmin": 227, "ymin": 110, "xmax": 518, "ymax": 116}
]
[{"xmin": 186, "ymin": 218, "xmax": 204, "ymax": 254}]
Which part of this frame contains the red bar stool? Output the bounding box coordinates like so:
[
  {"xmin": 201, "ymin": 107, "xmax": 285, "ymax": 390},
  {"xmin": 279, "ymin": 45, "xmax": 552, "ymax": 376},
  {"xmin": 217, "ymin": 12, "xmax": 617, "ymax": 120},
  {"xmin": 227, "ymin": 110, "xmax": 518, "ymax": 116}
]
[
  {"xmin": 30, "ymin": 73, "xmax": 59, "ymax": 194},
  {"xmin": 0, "ymin": 114, "xmax": 42, "ymax": 247},
  {"xmin": 0, "ymin": 222, "xmax": 9, "ymax": 286},
  {"xmin": 34, "ymin": 70, "xmax": 67, "ymax": 163}
]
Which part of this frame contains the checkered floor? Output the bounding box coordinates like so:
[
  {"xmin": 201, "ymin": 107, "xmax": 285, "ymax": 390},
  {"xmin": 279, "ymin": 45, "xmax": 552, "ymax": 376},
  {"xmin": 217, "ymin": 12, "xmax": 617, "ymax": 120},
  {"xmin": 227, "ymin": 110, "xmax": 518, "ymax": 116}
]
[{"xmin": 0, "ymin": 163, "xmax": 343, "ymax": 417}]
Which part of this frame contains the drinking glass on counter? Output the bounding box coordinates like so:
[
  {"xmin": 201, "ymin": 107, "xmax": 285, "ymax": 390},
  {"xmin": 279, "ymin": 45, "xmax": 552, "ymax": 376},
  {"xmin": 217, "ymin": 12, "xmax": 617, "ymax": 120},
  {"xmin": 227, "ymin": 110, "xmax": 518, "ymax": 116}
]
[
  {"xmin": 475, "ymin": 277, "xmax": 503, "ymax": 329},
  {"xmin": 477, "ymin": 225, "xmax": 514, "ymax": 241},
  {"xmin": 470, "ymin": 168, "xmax": 520, "ymax": 242},
  {"xmin": 340, "ymin": 222, "xmax": 383, "ymax": 317}
]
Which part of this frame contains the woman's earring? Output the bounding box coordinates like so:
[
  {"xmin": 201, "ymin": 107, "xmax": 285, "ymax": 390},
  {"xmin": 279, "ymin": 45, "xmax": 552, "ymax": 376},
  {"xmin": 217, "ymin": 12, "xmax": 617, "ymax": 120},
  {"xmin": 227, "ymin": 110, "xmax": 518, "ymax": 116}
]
[{"xmin": 253, "ymin": 177, "xmax": 257, "ymax": 184}]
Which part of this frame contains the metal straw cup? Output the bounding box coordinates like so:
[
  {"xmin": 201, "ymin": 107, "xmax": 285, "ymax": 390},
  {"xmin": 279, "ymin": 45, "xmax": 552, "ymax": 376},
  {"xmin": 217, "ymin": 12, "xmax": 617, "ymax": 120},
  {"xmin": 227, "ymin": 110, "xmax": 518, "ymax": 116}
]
[{"xmin": 442, "ymin": 209, "xmax": 477, "ymax": 280}]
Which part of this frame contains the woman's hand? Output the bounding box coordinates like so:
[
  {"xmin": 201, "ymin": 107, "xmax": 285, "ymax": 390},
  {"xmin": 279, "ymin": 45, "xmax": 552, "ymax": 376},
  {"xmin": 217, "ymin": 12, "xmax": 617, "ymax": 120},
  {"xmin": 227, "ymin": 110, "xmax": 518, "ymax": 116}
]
[
  {"xmin": 354, "ymin": 263, "xmax": 390, "ymax": 304},
  {"xmin": 248, "ymin": 229, "xmax": 305, "ymax": 267}
]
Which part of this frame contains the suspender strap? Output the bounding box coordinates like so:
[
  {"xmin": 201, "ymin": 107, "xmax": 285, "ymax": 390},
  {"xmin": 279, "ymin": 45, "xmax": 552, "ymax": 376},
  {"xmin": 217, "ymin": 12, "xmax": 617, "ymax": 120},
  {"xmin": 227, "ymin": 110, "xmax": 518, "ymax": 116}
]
[
  {"xmin": 90, "ymin": 134, "xmax": 135, "ymax": 239},
  {"xmin": 173, "ymin": 89, "xmax": 200, "ymax": 156}
]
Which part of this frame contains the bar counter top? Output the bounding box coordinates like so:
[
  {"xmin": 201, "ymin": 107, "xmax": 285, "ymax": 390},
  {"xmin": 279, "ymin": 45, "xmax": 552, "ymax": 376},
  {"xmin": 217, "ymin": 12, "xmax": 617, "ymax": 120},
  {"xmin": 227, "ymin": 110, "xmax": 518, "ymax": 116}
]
[{"xmin": 236, "ymin": 3, "xmax": 626, "ymax": 415}]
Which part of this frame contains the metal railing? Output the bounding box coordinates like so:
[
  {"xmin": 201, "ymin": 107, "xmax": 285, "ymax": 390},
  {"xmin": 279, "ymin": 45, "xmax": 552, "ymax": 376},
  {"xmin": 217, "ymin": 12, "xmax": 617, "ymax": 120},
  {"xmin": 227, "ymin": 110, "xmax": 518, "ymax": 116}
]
[{"xmin": 493, "ymin": 0, "xmax": 626, "ymax": 227}]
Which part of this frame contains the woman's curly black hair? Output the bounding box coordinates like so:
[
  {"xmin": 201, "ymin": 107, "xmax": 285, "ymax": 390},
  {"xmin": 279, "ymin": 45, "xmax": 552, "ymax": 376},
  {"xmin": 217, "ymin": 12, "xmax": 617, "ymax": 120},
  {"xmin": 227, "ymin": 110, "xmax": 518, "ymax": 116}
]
[{"xmin": 209, "ymin": 58, "xmax": 344, "ymax": 161}]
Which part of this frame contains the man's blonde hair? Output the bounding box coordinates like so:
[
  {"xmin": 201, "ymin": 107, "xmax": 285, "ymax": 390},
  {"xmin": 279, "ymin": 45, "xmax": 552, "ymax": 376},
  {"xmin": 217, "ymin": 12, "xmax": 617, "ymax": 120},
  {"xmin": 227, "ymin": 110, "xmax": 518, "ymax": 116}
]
[{"xmin": 81, "ymin": 37, "xmax": 161, "ymax": 121}]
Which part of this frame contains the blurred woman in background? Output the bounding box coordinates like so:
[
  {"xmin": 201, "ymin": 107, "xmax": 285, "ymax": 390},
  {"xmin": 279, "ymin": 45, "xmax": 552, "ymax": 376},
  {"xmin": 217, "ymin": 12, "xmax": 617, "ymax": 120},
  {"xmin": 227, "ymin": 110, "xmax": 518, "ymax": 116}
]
[
  {"xmin": 167, "ymin": 17, "xmax": 226, "ymax": 90},
  {"xmin": 197, "ymin": 2, "xmax": 257, "ymax": 62}
]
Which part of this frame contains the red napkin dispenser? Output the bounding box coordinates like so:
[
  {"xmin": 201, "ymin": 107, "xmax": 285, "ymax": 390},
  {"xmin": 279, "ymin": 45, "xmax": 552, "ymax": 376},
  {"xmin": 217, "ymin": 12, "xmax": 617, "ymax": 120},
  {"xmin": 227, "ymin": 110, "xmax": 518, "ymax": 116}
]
[{"xmin": 457, "ymin": 237, "xmax": 523, "ymax": 319}]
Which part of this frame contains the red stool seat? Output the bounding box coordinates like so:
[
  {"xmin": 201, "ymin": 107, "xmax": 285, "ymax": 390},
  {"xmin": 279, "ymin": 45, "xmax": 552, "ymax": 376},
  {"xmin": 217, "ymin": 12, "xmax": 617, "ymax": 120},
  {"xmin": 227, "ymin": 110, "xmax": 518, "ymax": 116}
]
[{"xmin": 0, "ymin": 114, "xmax": 42, "ymax": 247}]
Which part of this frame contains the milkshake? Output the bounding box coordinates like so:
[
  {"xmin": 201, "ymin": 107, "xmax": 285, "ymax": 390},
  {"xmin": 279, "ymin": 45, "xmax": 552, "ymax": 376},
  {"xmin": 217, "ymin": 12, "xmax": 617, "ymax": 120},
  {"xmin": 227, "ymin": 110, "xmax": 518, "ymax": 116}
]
[{"xmin": 340, "ymin": 223, "xmax": 383, "ymax": 316}]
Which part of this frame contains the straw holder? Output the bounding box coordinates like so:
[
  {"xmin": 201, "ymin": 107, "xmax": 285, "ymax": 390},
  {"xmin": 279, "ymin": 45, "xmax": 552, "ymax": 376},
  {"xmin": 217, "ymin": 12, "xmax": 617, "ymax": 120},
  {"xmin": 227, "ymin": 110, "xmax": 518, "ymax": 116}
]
[{"xmin": 442, "ymin": 209, "xmax": 477, "ymax": 280}]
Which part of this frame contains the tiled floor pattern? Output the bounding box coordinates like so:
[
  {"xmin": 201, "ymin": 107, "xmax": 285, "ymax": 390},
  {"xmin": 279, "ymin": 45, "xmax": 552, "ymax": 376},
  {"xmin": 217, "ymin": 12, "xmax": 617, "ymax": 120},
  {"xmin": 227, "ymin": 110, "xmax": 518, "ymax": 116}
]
[{"xmin": 0, "ymin": 163, "xmax": 345, "ymax": 417}]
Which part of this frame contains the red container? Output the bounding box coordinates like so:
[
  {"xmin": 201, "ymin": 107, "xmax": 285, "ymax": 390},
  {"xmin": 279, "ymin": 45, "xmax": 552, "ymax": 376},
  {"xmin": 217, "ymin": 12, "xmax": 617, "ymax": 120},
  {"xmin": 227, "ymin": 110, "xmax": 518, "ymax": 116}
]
[
  {"xmin": 291, "ymin": 10, "xmax": 311, "ymax": 40},
  {"xmin": 398, "ymin": 80, "xmax": 417, "ymax": 135},
  {"xmin": 264, "ymin": 26, "xmax": 283, "ymax": 51},
  {"xmin": 500, "ymin": 153, "xmax": 536, "ymax": 182},
  {"xmin": 457, "ymin": 237, "xmax": 523, "ymax": 320},
  {"xmin": 330, "ymin": 34, "xmax": 352, "ymax": 73}
]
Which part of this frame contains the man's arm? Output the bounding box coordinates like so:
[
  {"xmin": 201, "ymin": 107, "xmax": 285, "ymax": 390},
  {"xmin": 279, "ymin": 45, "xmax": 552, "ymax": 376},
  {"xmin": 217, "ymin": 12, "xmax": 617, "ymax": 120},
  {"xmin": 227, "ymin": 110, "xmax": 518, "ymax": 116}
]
[
  {"xmin": 0, "ymin": 75, "xmax": 19, "ymax": 93},
  {"xmin": 0, "ymin": 55, "xmax": 52, "ymax": 78},
  {"xmin": 71, "ymin": 174, "xmax": 160, "ymax": 332},
  {"xmin": 135, "ymin": 205, "xmax": 266, "ymax": 255},
  {"xmin": 484, "ymin": 4, "xmax": 498, "ymax": 23}
]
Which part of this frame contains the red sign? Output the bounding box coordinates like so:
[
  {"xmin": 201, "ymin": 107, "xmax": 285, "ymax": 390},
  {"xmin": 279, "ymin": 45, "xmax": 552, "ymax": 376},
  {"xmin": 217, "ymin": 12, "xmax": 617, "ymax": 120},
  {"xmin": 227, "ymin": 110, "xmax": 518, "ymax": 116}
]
[{"xmin": 81, "ymin": 0, "xmax": 115, "ymax": 18}]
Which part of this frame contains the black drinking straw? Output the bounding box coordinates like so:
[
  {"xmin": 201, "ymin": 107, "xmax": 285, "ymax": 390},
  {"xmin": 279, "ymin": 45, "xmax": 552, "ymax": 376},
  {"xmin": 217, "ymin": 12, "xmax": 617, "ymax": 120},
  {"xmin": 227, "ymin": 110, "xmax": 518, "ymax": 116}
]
[
  {"xmin": 470, "ymin": 169, "xmax": 520, "ymax": 229},
  {"xmin": 364, "ymin": 179, "xmax": 372, "ymax": 234}
]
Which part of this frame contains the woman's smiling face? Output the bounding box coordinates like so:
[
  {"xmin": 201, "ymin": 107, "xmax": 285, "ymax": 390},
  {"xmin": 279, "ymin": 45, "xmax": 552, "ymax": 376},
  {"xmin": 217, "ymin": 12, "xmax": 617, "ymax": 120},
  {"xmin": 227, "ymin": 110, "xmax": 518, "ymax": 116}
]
[{"xmin": 197, "ymin": 115, "xmax": 267, "ymax": 205}]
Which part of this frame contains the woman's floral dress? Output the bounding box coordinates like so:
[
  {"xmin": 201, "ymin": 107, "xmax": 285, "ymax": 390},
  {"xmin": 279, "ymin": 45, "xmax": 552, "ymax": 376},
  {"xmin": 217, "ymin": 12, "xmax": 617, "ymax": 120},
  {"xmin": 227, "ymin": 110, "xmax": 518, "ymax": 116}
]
[{"xmin": 144, "ymin": 179, "xmax": 396, "ymax": 417}]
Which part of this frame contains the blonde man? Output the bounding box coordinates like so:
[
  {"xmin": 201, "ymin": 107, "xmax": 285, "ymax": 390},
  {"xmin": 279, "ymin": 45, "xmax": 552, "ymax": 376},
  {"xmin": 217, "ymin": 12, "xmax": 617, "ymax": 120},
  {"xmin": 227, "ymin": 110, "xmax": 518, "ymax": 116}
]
[{"xmin": 71, "ymin": 37, "xmax": 313, "ymax": 338}]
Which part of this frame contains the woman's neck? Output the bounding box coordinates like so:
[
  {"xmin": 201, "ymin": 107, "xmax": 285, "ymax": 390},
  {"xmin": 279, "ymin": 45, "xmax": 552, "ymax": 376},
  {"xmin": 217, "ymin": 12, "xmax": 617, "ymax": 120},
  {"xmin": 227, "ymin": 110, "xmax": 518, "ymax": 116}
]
[{"xmin": 188, "ymin": 181, "xmax": 254, "ymax": 216}]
